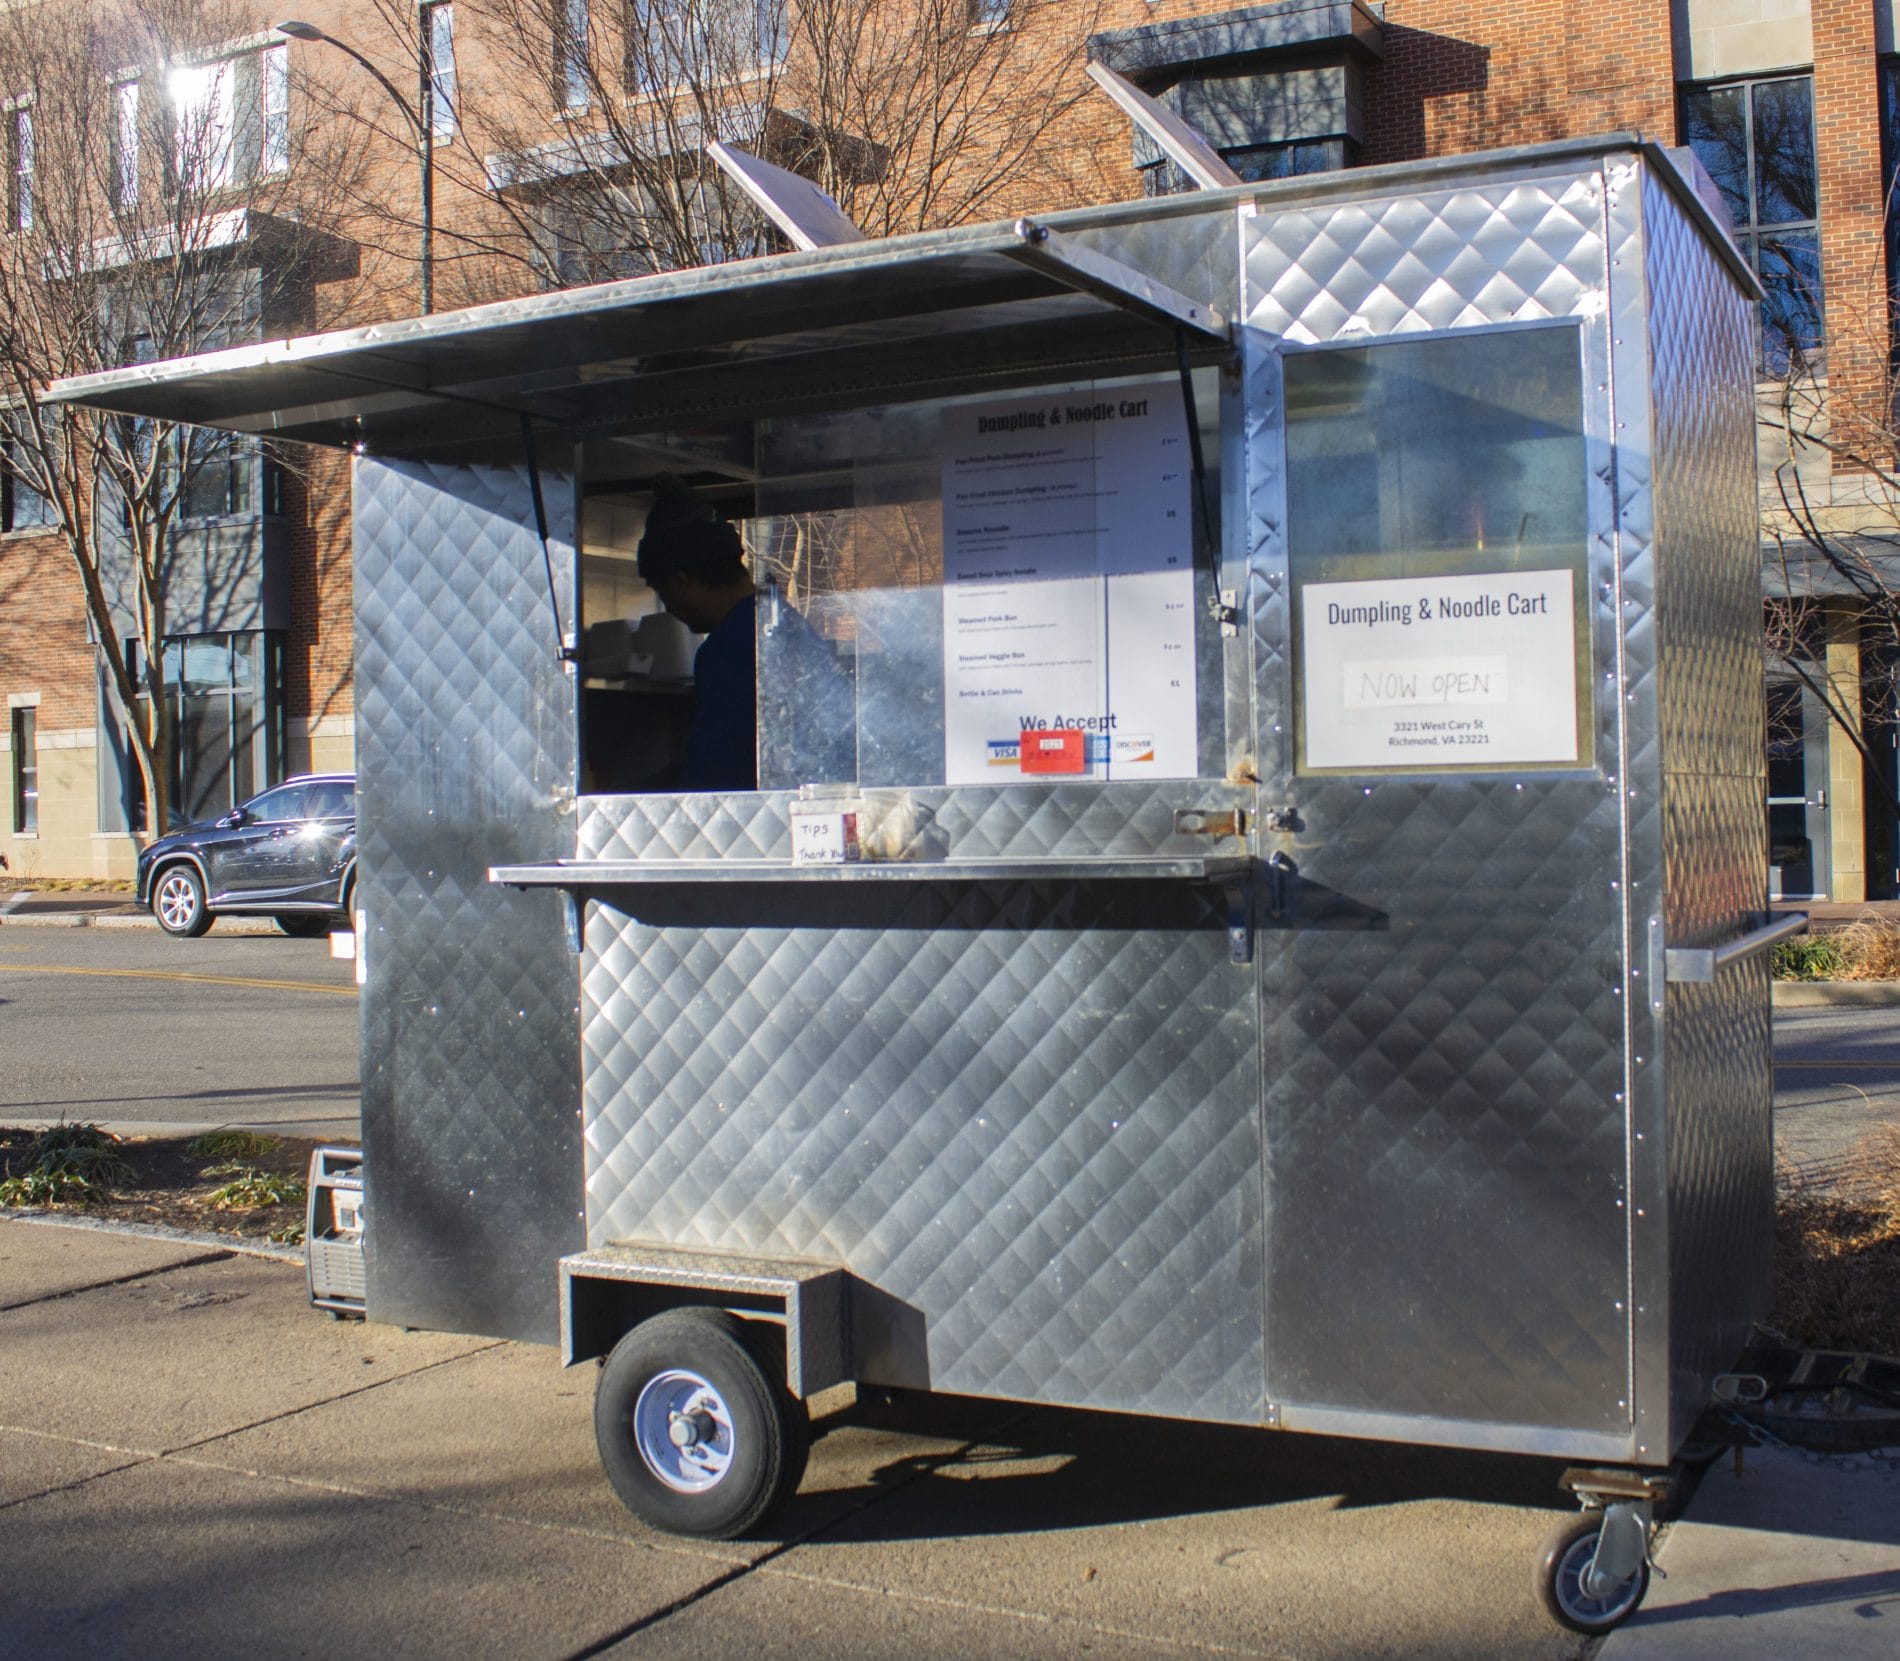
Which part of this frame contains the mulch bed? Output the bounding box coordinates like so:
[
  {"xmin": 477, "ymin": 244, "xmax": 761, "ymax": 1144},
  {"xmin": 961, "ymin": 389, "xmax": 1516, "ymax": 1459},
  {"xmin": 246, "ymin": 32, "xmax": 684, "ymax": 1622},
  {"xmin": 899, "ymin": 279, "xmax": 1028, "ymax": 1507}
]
[{"xmin": 0, "ymin": 1126, "xmax": 342, "ymax": 1243}]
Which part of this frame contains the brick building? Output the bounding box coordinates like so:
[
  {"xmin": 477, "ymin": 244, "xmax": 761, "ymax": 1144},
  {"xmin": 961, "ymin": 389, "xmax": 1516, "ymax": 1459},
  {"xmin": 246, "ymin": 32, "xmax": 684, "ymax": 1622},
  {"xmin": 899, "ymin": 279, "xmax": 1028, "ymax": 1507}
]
[{"xmin": 2, "ymin": 0, "xmax": 1894, "ymax": 896}]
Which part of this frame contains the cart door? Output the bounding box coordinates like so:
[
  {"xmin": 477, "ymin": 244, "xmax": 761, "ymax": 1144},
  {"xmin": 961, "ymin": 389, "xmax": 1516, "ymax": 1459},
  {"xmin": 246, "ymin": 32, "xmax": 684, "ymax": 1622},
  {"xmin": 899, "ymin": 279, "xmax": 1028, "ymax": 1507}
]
[{"xmin": 1255, "ymin": 321, "xmax": 1633, "ymax": 1448}]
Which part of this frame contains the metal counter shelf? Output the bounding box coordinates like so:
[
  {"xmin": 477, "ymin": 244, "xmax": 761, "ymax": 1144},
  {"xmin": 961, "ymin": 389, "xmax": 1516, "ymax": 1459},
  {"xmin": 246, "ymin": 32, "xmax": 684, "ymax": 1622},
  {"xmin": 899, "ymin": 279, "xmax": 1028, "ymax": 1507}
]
[{"xmin": 490, "ymin": 855, "xmax": 1253, "ymax": 886}]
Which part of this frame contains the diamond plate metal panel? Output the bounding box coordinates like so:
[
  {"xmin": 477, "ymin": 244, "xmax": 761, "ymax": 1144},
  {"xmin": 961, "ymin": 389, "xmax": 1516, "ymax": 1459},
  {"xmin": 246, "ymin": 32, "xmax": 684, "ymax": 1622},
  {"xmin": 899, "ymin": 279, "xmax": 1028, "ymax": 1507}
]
[
  {"xmin": 582, "ymin": 879, "xmax": 1264, "ymax": 1419},
  {"xmin": 579, "ymin": 781, "xmax": 1250, "ymax": 865},
  {"xmin": 355, "ymin": 458, "xmax": 584, "ymax": 1344},
  {"xmin": 1243, "ymin": 163, "xmax": 1638, "ymax": 1441},
  {"xmin": 1242, "ymin": 170, "xmax": 1608, "ymax": 344},
  {"xmin": 1639, "ymin": 168, "xmax": 1773, "ymax": 1456}
]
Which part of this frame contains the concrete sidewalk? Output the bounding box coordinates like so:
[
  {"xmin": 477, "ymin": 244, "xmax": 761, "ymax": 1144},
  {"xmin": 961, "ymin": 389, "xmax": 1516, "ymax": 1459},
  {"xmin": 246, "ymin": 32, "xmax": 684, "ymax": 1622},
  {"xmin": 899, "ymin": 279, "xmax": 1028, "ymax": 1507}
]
[{"xmin": 3, "ymin": 1216, "xmax": 1895, "ymax": 1660}]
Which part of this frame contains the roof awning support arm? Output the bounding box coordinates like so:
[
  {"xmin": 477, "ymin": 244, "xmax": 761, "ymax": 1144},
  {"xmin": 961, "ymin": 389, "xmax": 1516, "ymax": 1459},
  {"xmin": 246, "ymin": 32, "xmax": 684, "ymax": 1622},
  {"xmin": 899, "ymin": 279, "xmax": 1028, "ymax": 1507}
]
[
  {"xmin": 1004, "ymin": 219, "xmax": 1228, "ymax": 339},
  {"xmin": 1174, "ymin": 327, "xmax": 1216, "ymax": 569},
  {"xmin": 519, "ymin": 412, "xmax": 577, "ymax": 668}
]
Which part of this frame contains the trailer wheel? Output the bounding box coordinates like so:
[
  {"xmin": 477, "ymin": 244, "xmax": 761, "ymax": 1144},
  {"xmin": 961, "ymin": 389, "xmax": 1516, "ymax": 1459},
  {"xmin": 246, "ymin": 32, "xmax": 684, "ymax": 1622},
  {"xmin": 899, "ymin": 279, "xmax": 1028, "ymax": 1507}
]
[
  {"xmin": 1536, "ymin": 1512, "xmax": 1650, "ymax": 1635},
  {"xmin": 594, "ymin": 1309, "xmax": 797, "ymax": 1540}
]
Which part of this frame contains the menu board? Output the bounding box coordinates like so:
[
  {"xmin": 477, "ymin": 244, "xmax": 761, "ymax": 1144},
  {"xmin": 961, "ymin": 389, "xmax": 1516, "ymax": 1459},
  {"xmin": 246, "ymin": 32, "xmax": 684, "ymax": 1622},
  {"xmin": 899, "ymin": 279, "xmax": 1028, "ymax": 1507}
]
[
  {"xmin": 1299, "ymin": 569, "xmax": 1580, "ymax": 771},
  {"xmin": 940, "ymin": 379, "xmax": 1196, "ymax": 784}
]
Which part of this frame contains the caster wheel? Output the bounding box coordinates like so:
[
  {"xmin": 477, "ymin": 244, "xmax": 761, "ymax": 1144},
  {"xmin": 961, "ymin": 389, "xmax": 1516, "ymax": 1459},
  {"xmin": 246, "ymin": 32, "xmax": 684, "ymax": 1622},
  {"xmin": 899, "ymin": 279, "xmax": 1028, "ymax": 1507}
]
[
  {"xmin": 595, "ymin": 1309, "xmax": 805, "ymax": 1539},
  {"xmin": 1536, "ymin": 1511, "xmax": 1651, "ymax": 1635}
]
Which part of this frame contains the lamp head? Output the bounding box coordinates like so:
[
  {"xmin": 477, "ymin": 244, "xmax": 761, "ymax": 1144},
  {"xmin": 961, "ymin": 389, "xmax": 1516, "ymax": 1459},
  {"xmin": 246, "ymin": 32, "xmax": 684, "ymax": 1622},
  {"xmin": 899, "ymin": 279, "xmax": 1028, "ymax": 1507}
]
[{"xmin": 275, "ymin": 20, "xmax": 325, "ymax": 41}]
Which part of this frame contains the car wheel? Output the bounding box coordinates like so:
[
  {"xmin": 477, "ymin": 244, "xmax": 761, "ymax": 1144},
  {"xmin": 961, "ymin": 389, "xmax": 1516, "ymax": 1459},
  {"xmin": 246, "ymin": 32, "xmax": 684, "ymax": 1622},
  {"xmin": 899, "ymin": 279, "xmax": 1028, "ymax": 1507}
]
[
  {"xmin": 275, "ymin": 915, "xmax": 332, "ymax": 938},
  {"xmin": 152, "ymin": 865, "xmax": 212, "ymax": 938}
]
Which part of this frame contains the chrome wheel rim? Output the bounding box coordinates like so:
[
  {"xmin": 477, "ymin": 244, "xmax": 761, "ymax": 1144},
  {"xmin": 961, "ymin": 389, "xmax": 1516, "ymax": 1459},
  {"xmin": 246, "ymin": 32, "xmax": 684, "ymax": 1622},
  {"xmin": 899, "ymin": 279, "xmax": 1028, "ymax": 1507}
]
[
  {"xmin": 632, "ymin": 1367, "xmax": 734, "ymax": 1493},
  {"xmin": 156, "ymin": 873, "xmax": 198, "ymax": 931}
]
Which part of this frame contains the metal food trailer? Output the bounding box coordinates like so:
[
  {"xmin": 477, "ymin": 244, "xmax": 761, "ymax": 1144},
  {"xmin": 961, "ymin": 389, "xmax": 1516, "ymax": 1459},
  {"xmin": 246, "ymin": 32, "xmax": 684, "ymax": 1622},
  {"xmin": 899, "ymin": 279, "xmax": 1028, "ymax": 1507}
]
[{"xmin": 49, "ymin": 128, "xmax": 1789, "ymax": 1634}]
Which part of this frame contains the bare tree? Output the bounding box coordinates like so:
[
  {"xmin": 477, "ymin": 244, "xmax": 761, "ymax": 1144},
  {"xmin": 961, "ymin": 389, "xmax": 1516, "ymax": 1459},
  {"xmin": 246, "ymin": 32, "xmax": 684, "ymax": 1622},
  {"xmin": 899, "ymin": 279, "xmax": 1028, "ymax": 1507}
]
[
  {"xmin": 339, "ymin": 0, "xmax": 1106, "ymax": 303},
  {"xmin": 0, "ymin": 0, "xmax": 366, "ymax": 835}
]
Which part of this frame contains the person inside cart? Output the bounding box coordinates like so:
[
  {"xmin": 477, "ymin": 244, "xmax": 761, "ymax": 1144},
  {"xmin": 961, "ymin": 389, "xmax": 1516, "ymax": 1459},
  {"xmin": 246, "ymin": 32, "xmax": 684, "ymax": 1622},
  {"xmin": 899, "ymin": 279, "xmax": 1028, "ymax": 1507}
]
[
  {"xmin": 637, "ymin": 482, "xmax": 853, "ymax": 791},
  {"xmin": 636, "ymin": 483, "xmax": 759, "ymax": 789}
]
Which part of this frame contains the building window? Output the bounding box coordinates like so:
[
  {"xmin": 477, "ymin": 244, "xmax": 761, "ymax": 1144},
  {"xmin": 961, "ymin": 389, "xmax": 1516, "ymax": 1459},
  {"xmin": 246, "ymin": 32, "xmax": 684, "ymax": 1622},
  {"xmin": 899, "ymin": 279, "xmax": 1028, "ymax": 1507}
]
[
  {"xmin": 2, "ymin": 419, "xmax": 54, "ymax": 531},
  {"xmin": 169, "ymin": 41, "xmax": 290, "ymax": 192},
  {"xmin": 1682, "ymin": 74, "xmax": 1821, "ymax": 374},
  {"xmin": 10, "ymin": 706, "xmax": 35, "ymax": 834},
  {"xmin": 112, "ymin": 80, "xmax": 140, "ymax": 208},
  {"xmin": 623, "ymin": 0, "xmax": 784, "ymax": 96},
  {"xmin": 424, "ymin": 2, "xmax": 456, "ymax": 142},
  {"xmin": 969, "ymin": 0, "xmax": 1011, "ymax": 28},
  {"xmin": 1878, "ymin": 60, "xmax": 1900, "ymax": 369},
  {"xmin": 8, "ymin": 104, "xmax": 31, "ymax": 232},
  {"xmin": 164, "ymin": 633, "xmax": 265, "ymax": 823},
  {"xmin": 558, "ymin": 0, "xmax": 591, "ymax": 107},
  {"xmin": 1141, "ymin": 135, "xmax": 1354, "ymax": 195},
  {"xmin": 178, "ymin": 431, "xmax": 256, "ymax": 520}
]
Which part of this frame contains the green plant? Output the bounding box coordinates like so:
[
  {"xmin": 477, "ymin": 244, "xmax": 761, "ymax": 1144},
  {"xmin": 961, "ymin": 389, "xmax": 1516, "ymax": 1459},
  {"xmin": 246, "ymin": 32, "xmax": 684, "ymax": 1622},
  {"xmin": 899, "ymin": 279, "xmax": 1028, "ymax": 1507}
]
[
  {"xmin": 0, "ymin": 1167, "xmax": 99, "ymax": 1206},
  {"xmin": 187, "ymin": 1130, "xmax": 282, "ymax": 1160},
  {"xmin": 267, "ymin": 1220, "xmax": 307, "ymax": 1246},
  {"xmin": 0, "ymin": 1121, "xmax": 130, "ymax": 1205},
  {"xmin": 1772, "ymin": 935, "xmax": 1843, "ymax": 980},
  {"xmin": 205, "ymin": 1168, "xmax": 307, "ymax": 1211}
]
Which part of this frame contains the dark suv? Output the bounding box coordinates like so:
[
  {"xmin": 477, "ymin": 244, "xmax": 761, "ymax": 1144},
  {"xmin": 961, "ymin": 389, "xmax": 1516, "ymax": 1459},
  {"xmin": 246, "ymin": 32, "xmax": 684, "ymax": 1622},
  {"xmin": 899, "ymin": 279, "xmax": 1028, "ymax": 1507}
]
[{"xmin": 137, "ymin": 774, "xmax": 356, "ymax": 938}]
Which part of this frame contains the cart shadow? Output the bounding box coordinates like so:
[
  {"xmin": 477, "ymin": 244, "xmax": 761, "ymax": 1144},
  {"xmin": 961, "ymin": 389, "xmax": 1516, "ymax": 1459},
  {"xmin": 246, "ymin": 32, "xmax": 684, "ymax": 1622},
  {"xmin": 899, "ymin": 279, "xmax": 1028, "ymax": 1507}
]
[
  {"xmin": 788, "ymin": 1392, "xmax": 1575, "ymax": 1542},
  {"xmin": 1622, "ymin": 1566, "xmax": 1900, "ymax": 1627}
]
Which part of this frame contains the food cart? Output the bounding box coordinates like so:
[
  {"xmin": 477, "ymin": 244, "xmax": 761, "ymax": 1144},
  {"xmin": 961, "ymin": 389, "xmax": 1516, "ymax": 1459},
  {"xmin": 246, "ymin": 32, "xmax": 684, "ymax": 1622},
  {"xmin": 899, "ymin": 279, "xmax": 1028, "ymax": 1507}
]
[{"xmin": 47, "ymin": 131, "xmax": 1785, "ymax": 1633}]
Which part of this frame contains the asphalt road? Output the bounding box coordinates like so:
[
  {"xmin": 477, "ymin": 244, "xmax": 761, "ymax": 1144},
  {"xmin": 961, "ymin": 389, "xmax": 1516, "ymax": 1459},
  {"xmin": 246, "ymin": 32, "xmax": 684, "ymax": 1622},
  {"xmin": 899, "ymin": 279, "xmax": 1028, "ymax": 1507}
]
[
  {"xmin": 0, "ymin": 923, "xmax": 359, "ymax": 1139},
  {"xmin": 1772, "ymin": 1004, "xmax": 1900, "ymax": 1183},
  {"xmin": 2, "ymin": 918, "xmax": 1898, "ymax": 1170}
]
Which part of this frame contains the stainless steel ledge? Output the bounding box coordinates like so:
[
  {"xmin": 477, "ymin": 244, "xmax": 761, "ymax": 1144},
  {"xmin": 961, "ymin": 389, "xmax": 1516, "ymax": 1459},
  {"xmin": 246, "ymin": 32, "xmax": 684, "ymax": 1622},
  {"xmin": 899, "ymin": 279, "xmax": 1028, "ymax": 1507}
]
[
  {"xmin": 492, "ymin": 855, "xmax": 1252, "ymax": 887},
  {"xmin": 1664, "ymin": 912, "xmax": 1809, "ymax": 984}
]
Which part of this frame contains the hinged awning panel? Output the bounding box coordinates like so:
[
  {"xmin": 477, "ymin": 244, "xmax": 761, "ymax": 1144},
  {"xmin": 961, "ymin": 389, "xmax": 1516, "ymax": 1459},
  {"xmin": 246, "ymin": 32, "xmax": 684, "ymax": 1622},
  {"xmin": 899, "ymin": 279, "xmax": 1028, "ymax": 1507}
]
[{"xmin": 43, "ymin": 218, "xmax": 1230, "ymax": 457}]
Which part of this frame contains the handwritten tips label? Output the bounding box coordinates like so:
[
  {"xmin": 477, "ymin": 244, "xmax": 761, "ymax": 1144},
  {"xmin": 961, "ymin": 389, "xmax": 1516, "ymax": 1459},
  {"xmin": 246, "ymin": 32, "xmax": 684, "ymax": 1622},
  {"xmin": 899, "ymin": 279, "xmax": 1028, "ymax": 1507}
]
[
  {"xmin": 1300, "ymin": 571, "xmax": 1578, "ymax": 772},
  {"xmin": 791, "ymin": 811, "xmax": 860, "ymax": 866}
]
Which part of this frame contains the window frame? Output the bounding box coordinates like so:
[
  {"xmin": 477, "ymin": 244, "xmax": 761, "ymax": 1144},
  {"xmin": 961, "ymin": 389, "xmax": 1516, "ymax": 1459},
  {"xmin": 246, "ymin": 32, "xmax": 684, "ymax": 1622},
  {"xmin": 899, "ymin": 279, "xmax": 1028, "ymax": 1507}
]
[
  {"xmin": 7, "ymin": 100, "xmax": 31, "ymax": 233},
  {"xmin": 10, "ymin": 705, "xmax": 36, "ymax": 835},
  {"xmin": 424, "ymin": 1, "xmax": 457, "ymax": 142},
  {"xmin": 2, "ymin": 415, "xmax": 56, "ymax": 533},
  {"xmin": 167, "ymin": 39, "xmax": 290, "ymax": 193},
  {"xmin": 1680, "ymin": 72, "xmax": 1822, "ymax": 375},
  {"xmin": 111, "ymin": 78, "xmax": 141, "ymax": 208},
  {"xmin": 558, "ymin": 0, "xmax": 592, "ymax": 109},
  {"xmin": 621, "ymin": 0, "xmax": 788, "ymax": 98}
]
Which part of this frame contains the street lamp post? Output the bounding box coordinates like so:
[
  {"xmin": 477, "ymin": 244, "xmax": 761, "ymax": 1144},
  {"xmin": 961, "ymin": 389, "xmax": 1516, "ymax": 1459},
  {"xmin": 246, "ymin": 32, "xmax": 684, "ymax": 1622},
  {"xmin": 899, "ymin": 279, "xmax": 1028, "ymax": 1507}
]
[{"xmin": 276, "ymin": 19, "xmax": 434, "ymax": 315}]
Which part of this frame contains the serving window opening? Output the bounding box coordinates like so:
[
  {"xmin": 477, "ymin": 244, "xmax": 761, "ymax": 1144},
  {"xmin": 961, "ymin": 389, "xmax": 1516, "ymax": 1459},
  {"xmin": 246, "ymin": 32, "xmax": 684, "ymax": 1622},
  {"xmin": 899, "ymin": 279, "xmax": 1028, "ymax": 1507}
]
[{"xmin": 576, "ymin": 367, "xmax": 1229, "ymax": 799}]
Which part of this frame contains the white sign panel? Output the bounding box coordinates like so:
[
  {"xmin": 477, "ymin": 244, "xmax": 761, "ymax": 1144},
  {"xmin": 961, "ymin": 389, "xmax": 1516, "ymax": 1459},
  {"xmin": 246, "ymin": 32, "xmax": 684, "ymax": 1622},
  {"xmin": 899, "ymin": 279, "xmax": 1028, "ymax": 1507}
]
[
  {"xmin": 1300, "ymin": 570, "xmax": 1579, "ymax": 770},
  {"xmin": 941, "ymin": 380, "xmax": 1196, "ymax": 784}
]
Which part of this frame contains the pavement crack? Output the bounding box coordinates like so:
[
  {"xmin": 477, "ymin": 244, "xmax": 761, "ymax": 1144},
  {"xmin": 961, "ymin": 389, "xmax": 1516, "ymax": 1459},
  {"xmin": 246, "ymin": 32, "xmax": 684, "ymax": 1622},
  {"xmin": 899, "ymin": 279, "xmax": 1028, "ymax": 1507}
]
[
  {"xmin": 160, "ymin": 1339, "xmax": 511, "ymax": 1458},
  {"xmin": 0, "ymin": 1248, "xmax": 233, "ymax": 1311},
  {"xmin": 552, "ymin": 1406, "xmax": 1039, "ymax": 1661}
]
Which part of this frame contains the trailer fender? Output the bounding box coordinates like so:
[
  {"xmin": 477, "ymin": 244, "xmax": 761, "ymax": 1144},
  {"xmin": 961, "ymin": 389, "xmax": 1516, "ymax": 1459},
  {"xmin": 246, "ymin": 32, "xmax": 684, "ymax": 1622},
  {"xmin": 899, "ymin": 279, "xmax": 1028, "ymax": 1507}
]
[{"xmin": 559, "ymin": 1244, "xmax": 851, "ymax": 1400}]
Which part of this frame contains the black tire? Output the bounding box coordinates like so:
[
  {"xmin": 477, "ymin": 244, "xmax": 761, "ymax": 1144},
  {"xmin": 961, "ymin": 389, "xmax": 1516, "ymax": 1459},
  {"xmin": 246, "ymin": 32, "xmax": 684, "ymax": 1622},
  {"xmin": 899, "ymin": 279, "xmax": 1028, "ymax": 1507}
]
[
  {"xmin": 337, "ymin": 869, "xmax": 356, "ymax": 927},
  {"xmin": 594, "ymin": 1309, "xmax": 793, "ymax": 1540},
  {"xmin": 275, "ymin": 914, "xmax": 332, "ymax": 938},
  {"xmin": 151, "ymin": 864, "xmax": 212, "ymax": 938},
  {"xmin": 1536, "ymin": 1511, "xmax": 1651, "ymax": 1635}
]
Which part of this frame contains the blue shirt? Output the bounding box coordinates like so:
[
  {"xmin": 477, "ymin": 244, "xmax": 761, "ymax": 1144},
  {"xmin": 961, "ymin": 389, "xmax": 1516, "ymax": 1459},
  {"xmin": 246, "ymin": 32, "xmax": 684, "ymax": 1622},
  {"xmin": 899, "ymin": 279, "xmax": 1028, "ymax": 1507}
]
[{"xmin": 683, "ymin": 595, "xmax": 757, "ymax": 791}]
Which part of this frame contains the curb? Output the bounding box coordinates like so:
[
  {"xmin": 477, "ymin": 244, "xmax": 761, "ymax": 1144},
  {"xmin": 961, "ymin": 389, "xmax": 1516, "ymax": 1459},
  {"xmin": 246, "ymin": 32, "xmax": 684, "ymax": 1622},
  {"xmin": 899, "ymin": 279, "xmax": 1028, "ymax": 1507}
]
[
  {"xmin": 1773, "ymin": 980, "xmax": 1900, "ymax": 1008},
  {"xmin": 0, "ymin": 911, "xmax": 282, "ymax": 935},
  {"xmin": 0, "ymin": 1207, "xmax": 304, "ymax": 1264}
]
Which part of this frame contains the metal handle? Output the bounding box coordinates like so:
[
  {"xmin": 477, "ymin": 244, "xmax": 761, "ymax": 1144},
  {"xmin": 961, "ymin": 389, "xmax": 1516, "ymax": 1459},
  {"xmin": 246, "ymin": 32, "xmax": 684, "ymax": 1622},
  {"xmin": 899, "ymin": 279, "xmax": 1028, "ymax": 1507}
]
[{"xmin": 1663, "ymin": 912, "xmax": 1808, "ymax": 984}]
